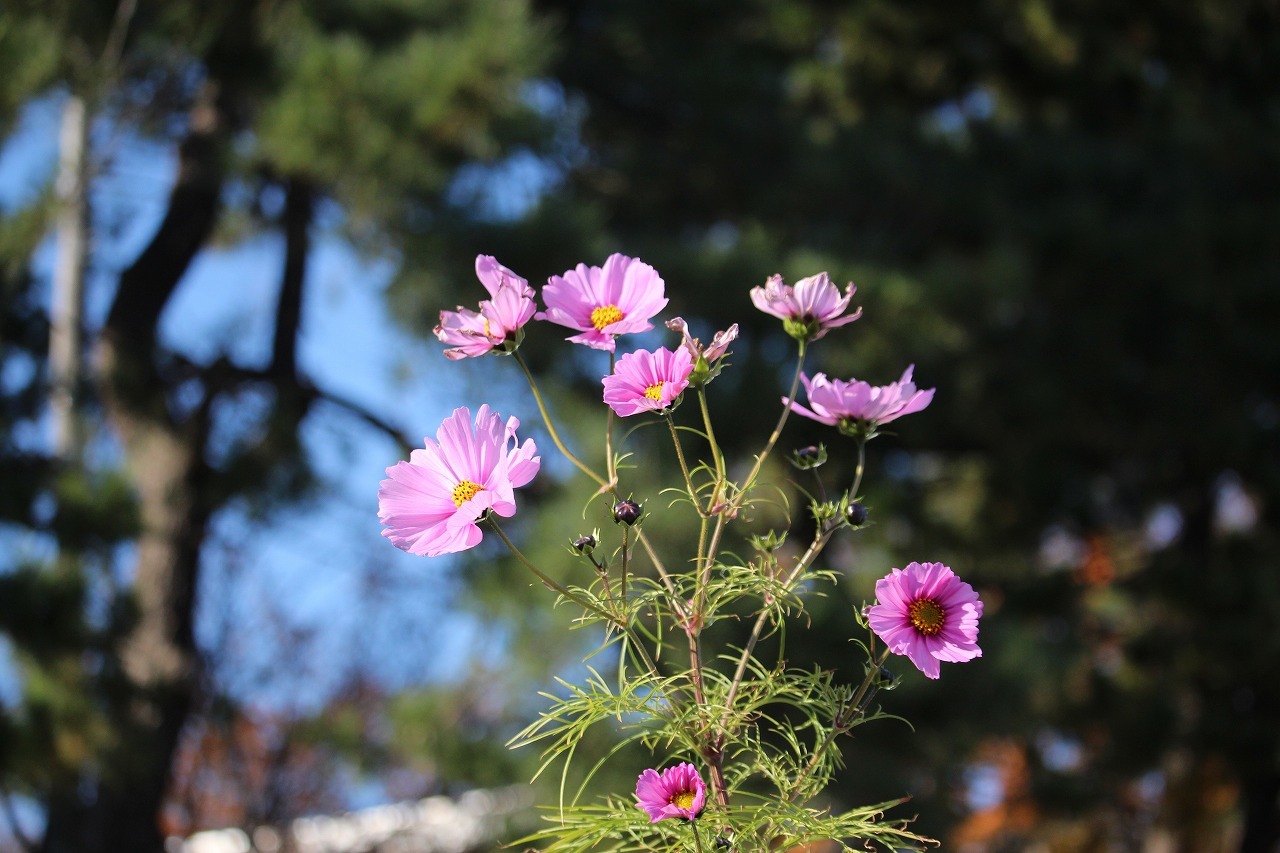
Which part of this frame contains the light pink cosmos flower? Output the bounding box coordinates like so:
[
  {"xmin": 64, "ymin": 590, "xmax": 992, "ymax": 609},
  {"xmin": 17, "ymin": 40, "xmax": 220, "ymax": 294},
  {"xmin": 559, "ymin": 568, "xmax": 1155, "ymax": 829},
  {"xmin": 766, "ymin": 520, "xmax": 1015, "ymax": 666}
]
[
  {"xmin": 378, "ymin": 405, "xmax": 540, "ymax": 557},
  {"xmin": 785, "ymin": 366, "xmax": 935, "ymax": 437},
  {"xmin": 750, "ymin": 271, "xmax": 861, "ymax": 342},
  {"xmin": 434, "ymin": 255, "xmax": 537, "ymax": 359},
  {"xmin": 602, "ymin": 346, "xmax": 695, "ymax": 417},
  {"xmin": 866, "ymin": 562, "xmax": 983, "ymax": 680},
  {"xmin": 635, "ymin": 762, "xmax": 706, "ymax": 823},
  {"xmin": 538, "ymin": 254, "xmax": 669, "ymax": 352}
]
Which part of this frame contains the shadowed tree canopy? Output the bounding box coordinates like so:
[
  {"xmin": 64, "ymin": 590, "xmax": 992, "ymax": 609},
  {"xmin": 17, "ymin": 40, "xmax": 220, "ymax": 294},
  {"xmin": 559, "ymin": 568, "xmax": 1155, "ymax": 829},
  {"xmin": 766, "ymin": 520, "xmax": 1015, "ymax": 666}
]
[{"xmin": 383, "ymin": 0, "xmax": 1279, "ymax": 848}]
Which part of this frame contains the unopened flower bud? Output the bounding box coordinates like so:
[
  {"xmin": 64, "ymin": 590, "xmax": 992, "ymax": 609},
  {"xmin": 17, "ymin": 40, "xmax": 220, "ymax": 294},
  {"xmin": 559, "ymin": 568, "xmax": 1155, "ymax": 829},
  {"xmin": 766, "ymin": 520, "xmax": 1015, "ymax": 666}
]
[
  {"xmin": 846, "ymin": 501, "xmax": 869, "ymax": 527},
  {"xmin": 750, "ymin": 530, "xmax": 786, "ymax": 553},
  {"xmin": 789, "ymin": 444, "xmax": 827, "ymax": 470},
  {"xmin": 573, "ymin": 534, "xmax": 597, "ymax": 554},
  {"xmin": 613, "ymin": 499, "xmax": 643, "ymax": 526}
]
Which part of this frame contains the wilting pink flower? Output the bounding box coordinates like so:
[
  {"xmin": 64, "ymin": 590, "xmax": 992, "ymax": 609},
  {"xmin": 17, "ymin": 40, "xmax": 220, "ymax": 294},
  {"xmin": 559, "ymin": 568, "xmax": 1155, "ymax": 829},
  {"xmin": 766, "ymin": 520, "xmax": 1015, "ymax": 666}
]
[
  {"xmin": 434, "ymin": 255, "xmax": 537, "ymax": 359},
  {"xmin": 666, "ymin": 317, "xmax": 739, "ymax": 363},
  {"xmin": 378, "ymin": 405, "xmax": 540, "ymax": 557},
  {"xmin": 785, "ymin": 366, "xmax": 935, "ymax": 437},
  {"xmin": 602, "ymin": 346, "xmax": 694, "ymax": 417},
  {"xmin": 750, "ymin": 272, "xmax": 861, "ymax": 342},
  {"xmin": 666, "ymin": 318, "xmax": 739, "ymax": 387},
  {"xmin": 635, "ymin": 762, "xmax": 706, "ymax": 823},
  {"xmin": 866, "ymin": 562, "xmax": 983, "ymax": 680},
  {"xmin": 538, "ymin": 254, "xmax": 668, "ymax": 352}
]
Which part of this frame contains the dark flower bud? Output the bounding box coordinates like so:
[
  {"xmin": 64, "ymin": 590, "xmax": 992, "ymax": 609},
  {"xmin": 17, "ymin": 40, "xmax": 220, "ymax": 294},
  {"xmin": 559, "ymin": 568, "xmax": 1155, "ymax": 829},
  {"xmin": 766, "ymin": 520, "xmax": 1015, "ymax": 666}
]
[
  {"xmin": 846, "ymin": 500, "xmax": 869, "ymax": 527},
  {"xmin": 789, "ymin": 444, "xmax": 827, "ymax": 470},
  {"xmin": 572, "ymin": 534, "xmax": 597, "ymax": 554},
  {"xmin": 613, "ymin": 499, "xmax": 643, "ymax": 526}
]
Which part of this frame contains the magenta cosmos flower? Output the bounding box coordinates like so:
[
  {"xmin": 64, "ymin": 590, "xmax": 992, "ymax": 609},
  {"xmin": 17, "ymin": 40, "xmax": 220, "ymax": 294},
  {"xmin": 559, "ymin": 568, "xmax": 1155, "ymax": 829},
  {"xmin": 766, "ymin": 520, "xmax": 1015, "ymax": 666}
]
[
  {"xmin": 635, "ymin": 762, "xmax": 706, "ymax": 823},
  {"xmin": 750, "ymin": 272, "xmax": 861, "ymax": 342},
  {"xmin": 866, "ymin": 562, "xmax": 983, "ymax": 680},
  {"xmin": 786, "ymin": 366, "xmax": 935, "ymax": 438},
  {"xmin": 434, "ymin": 255, "xmax": 537, "ymax": 359},
  {"xmin": 538, "ymin": 254, "xmax": 669, "ymax": 352},
  {"xmin": 378, "ymin": 405, "xmax": 540, "ymax": 557},
  {"xmin": 602, "ymin": 346, "xmax": 695, "ymax": 417}
]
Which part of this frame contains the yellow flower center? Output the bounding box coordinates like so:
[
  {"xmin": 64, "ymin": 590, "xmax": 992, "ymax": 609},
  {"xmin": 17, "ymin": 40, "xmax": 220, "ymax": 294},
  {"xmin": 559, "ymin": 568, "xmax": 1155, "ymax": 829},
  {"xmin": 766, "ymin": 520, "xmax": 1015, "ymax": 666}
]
[
  {"xmin": 451, "ymin": 480, "xmax": 483, "ymax": 507},
  {"xmin": 644, "ymin": 383, "xmax": 665, "ymax": 401},
  {"xmin": 908, "ymin": 598, "xmax": 945, "ymax": 636},
  {"xmin": 671, "ymin": 790, "xmax": 695, "ymax": 810},
  {"xmin": 590, "ymin": 304, "xmax": 624, "ymax": 331}
]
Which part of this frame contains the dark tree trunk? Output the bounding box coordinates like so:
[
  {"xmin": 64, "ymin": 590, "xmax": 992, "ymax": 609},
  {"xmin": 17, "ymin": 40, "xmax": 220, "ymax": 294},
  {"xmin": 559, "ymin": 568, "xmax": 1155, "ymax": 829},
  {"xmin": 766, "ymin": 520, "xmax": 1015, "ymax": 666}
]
[{"xmin": 40, "ymin": 86, "xmax": 226, "ymax": 853}]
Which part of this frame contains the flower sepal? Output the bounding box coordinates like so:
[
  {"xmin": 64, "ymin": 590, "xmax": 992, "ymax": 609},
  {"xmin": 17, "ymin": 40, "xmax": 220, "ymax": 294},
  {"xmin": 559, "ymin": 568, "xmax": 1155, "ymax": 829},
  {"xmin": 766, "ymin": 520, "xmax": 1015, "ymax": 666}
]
[{"xmin": 789, "ymin": 444, "xmax": 828, "ymax": 471}]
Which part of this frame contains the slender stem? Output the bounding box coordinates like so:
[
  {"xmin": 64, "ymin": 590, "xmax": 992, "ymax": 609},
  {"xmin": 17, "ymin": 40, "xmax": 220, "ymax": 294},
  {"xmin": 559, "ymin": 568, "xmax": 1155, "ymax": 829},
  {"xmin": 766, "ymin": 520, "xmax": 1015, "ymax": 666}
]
[
  {"xmin": 620, "ymin": 524, "xmax": 630, "ymax": 607},
  {"xmin": 666, "ymin": 414, "xmax": 700, "ymax": 507},
  {"xmin": 787, "ymin": 647, "xmax": 892, "ymax": 802},
  {"xmin": 732, "ymin": 342, "xmax": 806, "ymax": 507},
  {"xmin": 719, "ymin": 524, "xmax": 836, "ymax": 730},
  {"xmin": 596, "ymin": 558, "xmax": 616, "ymax": 617},
  {"xmin": 514, "ymin": 351, "xmax": 610, "ymax": 489},
  {"xmin": 847, "ymin": 436, "xmax": 867, "ymax": 502},
  {"xmin": 605, "ymin": 351, "xmax": 617, "ymax": 486},
  {"xmin": 691, "ymin": 817, "xmax": 708, "ymax": 853},
  {"xmin": 514, "ymin": 352, "xmax": 679, "ymax": 600},
  {"xmin": 697, "ymin": 387, "xmax": 725, "ymax": 504},
  {"xmin": 487, "ymin": 516, "xmax": 661, "ymax": 681}
]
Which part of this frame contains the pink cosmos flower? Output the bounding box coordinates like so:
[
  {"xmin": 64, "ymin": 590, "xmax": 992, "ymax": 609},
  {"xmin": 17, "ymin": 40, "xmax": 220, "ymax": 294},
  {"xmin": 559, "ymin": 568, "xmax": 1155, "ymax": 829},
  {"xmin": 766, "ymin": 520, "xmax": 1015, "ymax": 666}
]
[
  {"xmin": 785, "ymin": 366, "xmax": 935, "ymax": 437},
  {"xmin": 378, "ymin": 405, "xmax": 540, "ymax": 557},
  {"xmin": 635, "ymin": 762, "xmax": 706, "ymax": 823},
  {"xmin": 434, "ymin": 255, "xmax": 537, "ymax": 359},
  {"xmin": 538, "ymin": 254, "xmax": 669, "ymax": 352},
  {"xmin": 602, "ymin": 346, "xmax": 695, "ymax": 417},
  {"xmin": 750, "ymin": 272, "xmax": 861, "ymax": 342},
  {"xmin": 866, "ymin": 562, "xmax": 983, "ymax": 680}
]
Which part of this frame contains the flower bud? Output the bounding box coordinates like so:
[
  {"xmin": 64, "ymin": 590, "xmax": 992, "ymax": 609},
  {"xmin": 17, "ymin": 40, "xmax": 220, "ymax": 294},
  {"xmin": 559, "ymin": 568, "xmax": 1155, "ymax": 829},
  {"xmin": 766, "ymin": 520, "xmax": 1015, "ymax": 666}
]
[
  {"xmin": 789, "ymin": 444, "xmax": 827, "ymax": 470},
  {"xmin": 613, "ymin": 499, "xmax": 643, "ymax": 526},
  {"xmin": 846, "ymin": 500, "xmax": 869, "ymax": 527},
  {"xmin": 572, "ymin": 534, "xmax": 597, "ymax": 554},
  {"xmin": 750, "ymin": 530, "xmax": 786, "ymax": 553}
]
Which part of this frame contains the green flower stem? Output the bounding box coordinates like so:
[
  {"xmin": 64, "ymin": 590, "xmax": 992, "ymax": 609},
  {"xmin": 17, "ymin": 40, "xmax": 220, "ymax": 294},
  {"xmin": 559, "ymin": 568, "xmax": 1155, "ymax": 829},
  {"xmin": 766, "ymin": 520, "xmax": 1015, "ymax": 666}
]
[
  {"xmin": 697, "ymin": 387, "xmax": 726, "ymax": 505},
  {"xmin": 514, "ymin": 350, "xmax": 611, "ymax": 490},
  {"xmin": 666, "ymin": 414, "xmax": 700, "ymax": 507},
  {"xmin": 719, "ymin": 524, "xmax": 836, "ymax": 731},
  {"xmin": 487, "ymin": 516, "xmax": 661, "ymax": 683},
  {"xmin": 847, "ymin": 435, "xmax": 867, "ymax": 502},
  {"xmin": 786, "ymin": 646, "xmax": 893, "ymax": 803},
  {"xmin": 606, "ymin": 351, "xmax": 617, "ymax": 486},
  {"xmin": 731, "ymin": 341, "xmax": 806, "ymax": 508},
  {"xmin": 690, "ymin": 817, "xmax": 707, "ymax": 853},
  {"xmin": 620, "ymin": 523, "xmax": 630, "ymax": 608},
  {"xmin": 512, "ymin": 352, "xmax": 681, "ymax": 599}
]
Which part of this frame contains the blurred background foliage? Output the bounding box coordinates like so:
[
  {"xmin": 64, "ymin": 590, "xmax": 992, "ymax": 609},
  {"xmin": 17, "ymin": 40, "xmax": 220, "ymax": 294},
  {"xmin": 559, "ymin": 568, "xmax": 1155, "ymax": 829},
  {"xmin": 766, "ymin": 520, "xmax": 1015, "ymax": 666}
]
[{"xmin": 0, "ymin": 0, "xmax": 1277, "ymax": 851}]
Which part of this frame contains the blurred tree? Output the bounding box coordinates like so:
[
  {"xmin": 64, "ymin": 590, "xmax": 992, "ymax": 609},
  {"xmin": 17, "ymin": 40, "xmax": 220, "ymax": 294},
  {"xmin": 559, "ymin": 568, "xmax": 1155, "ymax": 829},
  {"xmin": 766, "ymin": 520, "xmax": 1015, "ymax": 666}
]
[
  {"xmin": 0, "ymin": 1, "xmax": 548, "ymax": 850},
  {"xmin": 384, "ymin": 0, "xmax": 1279, "ymax": 849}
]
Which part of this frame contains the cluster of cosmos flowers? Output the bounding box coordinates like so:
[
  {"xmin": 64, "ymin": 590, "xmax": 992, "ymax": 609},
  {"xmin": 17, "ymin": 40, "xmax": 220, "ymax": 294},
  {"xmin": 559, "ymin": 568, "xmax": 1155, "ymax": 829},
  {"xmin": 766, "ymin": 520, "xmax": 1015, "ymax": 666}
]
[{"xmin": 376, "ymin": 252, "xmax": 984, "ymax": 824}]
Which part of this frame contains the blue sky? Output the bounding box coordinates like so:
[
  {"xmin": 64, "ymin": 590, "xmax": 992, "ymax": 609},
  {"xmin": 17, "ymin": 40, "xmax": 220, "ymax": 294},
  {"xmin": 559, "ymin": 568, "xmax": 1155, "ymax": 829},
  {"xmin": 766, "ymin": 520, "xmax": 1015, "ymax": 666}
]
[{"xmin": 0, "ymin": 92, "xmax": 543, "ymax": 714}]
